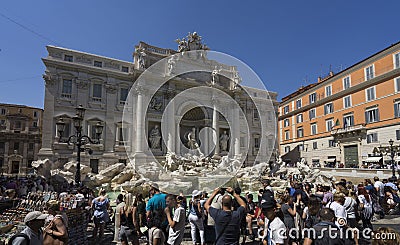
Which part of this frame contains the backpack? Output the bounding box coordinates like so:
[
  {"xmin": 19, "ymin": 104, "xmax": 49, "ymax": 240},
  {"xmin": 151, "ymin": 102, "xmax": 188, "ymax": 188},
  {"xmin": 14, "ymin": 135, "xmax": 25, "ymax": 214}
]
[{"xmin": 8, "ymin": 233, "xmax": 30, "ymax": 245}]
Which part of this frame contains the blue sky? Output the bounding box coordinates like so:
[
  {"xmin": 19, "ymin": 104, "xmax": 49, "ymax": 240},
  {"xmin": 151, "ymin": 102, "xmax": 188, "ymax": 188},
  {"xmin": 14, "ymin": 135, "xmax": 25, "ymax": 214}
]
[{"xmin": 1, "ymin": 0, "xmax": 399, "ymax": 108}]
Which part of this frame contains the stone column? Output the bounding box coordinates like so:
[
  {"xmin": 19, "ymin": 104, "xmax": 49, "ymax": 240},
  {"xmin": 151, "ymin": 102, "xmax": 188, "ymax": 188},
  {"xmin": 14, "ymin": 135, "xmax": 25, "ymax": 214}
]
[
  {"xmin": 2, "ymin": 142, "xmax": 8, "ymax": 174},
  {"xmin": 104, "ymin": 83, "xmax": 117, "ymax": 152},
  {"xmin": 38, "ymin": 74, "xmax": 56, "ymax": 159},
  {"xmin": 232, "ymin": 98, "xmax": 241, "ymax": 158},
  {"xmin": 133, "ymin": 85, "xmax": 147, "ymax": 164},
  {"xmin": 175, "ymin": 116, "xmax": 181, "ymax": 155},
  {"xmin": 135, "ymin": 88, "xmax": 144, "ymax": 153},
  {"xmin": 21, "ymin": 142, "xmax": 28, "ymax": 174},
  {"xmin": 212, "ymin": 97, "xmax": 220, "ymax": 156},
  {"xmin": 166, "ymin": 101, "xmax": 175, "ymax": 153}
]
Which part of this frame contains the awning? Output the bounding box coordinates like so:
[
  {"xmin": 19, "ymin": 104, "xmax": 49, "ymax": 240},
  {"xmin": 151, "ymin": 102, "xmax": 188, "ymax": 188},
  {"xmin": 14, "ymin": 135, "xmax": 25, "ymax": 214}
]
[
  {"xmin": 326, "ymin": 158, "xmax": 336, "ymax": 163},
  {"xmin": 364, "ymin": 157, "xmax": 382, "ymax": 163}
]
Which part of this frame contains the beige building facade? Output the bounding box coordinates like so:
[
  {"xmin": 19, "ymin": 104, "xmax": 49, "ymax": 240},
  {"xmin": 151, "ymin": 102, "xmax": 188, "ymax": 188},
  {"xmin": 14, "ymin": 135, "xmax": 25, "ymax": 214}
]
[
  {"xmin": 39, "ymin": 36, "xmax": 278, "ymax": 172},
  {"xmin": 0, "ymin": 103, "xmax": 43, "ymax": 175}
]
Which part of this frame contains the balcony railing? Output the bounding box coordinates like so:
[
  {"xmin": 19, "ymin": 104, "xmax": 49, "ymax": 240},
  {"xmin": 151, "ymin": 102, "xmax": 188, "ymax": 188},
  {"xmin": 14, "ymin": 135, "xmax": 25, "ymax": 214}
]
[{"xmin": 331, "ymin": 124, "xmax": 366, "ymax": 135}]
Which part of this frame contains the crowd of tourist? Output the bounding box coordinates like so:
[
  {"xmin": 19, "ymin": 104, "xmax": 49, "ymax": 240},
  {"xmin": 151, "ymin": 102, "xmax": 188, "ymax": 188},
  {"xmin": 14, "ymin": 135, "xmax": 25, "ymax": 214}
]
[{"xmin": 2, "ymin": 174, "xmax": 400, "ymax": 244}]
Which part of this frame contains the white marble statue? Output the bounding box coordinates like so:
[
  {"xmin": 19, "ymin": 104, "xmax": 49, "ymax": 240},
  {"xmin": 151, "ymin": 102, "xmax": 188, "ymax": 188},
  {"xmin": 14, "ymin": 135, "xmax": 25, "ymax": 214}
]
[
  {"xmin": 219, "ymin": 131, "xmax": 229, "ymax": 152},
  {"xmin": 167, "ymin": 56, "xmax": 176, "ymax": 75},
  {"xmin": 211, "ymin": 67, "xmax": 220, "ymax": 86},
  {"xmin": 187, "ymin": 127, "xmax": 199, "ymax": 150},
  {"xmin": 137, "ymin": 48, "xmax": 146, "ymax": 69},
  {"xmin": 149, "ymin": 125, "xmax": 161, "ymax": 149}
]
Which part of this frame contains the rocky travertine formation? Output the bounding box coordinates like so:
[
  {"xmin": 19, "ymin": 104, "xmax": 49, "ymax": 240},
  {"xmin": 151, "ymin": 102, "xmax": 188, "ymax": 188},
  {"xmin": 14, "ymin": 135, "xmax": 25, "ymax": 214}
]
[{"xmin": 32, "ymin": 155, "xmax": 335, "ymax": 194}]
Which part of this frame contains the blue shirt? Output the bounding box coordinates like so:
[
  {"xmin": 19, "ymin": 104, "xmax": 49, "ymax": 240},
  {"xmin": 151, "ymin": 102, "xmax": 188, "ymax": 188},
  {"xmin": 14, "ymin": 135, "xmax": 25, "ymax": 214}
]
[
  {"xmin": 146, "ymin": 193, "xmax": 167, "ymax": 212},
  {"xmin": 385, "ymin": 182, "xmax": 398, "ymax": 191}
]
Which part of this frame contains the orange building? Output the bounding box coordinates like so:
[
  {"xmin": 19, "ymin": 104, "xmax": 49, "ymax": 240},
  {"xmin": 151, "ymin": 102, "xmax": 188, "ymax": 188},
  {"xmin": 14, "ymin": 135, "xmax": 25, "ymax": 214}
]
[{"xmin": 278, "ymin": 42, "xmax": 400, "ymax": 168}]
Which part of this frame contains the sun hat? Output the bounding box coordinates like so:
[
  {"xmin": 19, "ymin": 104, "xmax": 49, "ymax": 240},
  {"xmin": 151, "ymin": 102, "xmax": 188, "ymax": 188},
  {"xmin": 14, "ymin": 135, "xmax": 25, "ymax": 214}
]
[
  {"xmin": 192, "ymin": 190, "xmax": 202, "ymax": 197},
  {"xmin": 24, "ymin": 211, "xmax": 48, "ymax": 223}
]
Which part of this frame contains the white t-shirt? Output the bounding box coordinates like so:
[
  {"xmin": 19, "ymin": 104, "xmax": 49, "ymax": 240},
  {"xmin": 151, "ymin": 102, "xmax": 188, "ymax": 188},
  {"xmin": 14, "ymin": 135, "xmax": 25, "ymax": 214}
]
[
  {"xmin": 343, "ymin": 197, "xmax": 356, "ymax": 219},
  {"xmin": 264, "ymin": 217, "xmax": 286, "ymax": 245},
  {"xmin": 149, "ymin": 227, "xmax": 165, "ymax": 245},
  {"xmin": 327, "ymin": 201, "xmax": 347, "ymax": 227},
  {"xmin": 167, "ymin": 206, "xmax": 186, "ymax": 245},
  {"xmin": 374, "ymin": 181, "xmax": 385, "ymax": 197}
]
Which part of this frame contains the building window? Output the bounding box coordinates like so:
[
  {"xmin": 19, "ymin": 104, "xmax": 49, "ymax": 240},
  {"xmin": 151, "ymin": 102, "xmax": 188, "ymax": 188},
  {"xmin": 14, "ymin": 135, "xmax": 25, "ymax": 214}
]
[
  {"xmin": 33, "ymin": 121, "xmax": 38, "ymax": 127},
  {"xmin": 254, "ymin": 137, "xmax": 260, "ymax": 149},
  {"xmin": 326, "ymin": 119, "xmax": 334, "ymax": 132},
  {"xmin": 298, "ymin": 144, "xmax": 304, "ymax": 151},
  {"xmin": 296, "ymin": 99, "xmax": 302, "ymax": 109},
  {"xmin": 1, "ymin": 108, "xmax": 6, "ymax": 115},
  {"xmin": 394, "ymin": 100, "xmax": 400, "ymax": 118},
  {"xmin": 311, "ymin": 123, "xmax": 317, "ymax": 135},
  {"xmin": 283, "ymin": 105, "xmax": 289, "ymax": 115},
  {"xmin": 296, "ymin": 114, "xmax": 303, "ymax": 123},
  {"xmin": 396, "ymin": 77, "xmax": 400, "ymax": 93},
  {"xmin": 92, "ymin": 84, "xmax": 102, "ymax": 101},
  {"xmin": 90, "ymin": 159, "xmax": 99, "ymax": 174},
  {"xmin": 309, "ymin": 92, "xmax": 316, "ymax": 104},
  {"xmin": 309, "ymin": 108, "xmax": 316, "ymax": 120},
  {"xmin": 28, "ymin": 143, "xmax": 34, "ymax": 150},
  {"xmin": 0, "ymin": 119, "xmax": 5, "ymax": 125},
  {"xmin": 344, "ymin": 95, "xmax": 352, "ymax": 108},
  {"xmin": 284, "ymin": 130, "xmax": 290, "ymax": 140},
  {"xmin": 15, "ymin": 121, "xmax": 21, "ymax": 130},
  {"xmin": 313, "ymin": 142, "xmax": 318, "ymax": 150},
  {"xmin": 343, "ymin": 76, "xmax": 351, "ymax": 90},
  {"xmin": 365, "ymin": 65, "xmax": 374, "ymax": 80},
  {"xmin": 120, "ymin": 88, "xmax": 129, "ymax": 104},
  {"xmin": 117, "ymin": 126, "xmax": 129, "ymax": 145},
  {"xmin": 396, "ymin": 129, "xmax": 400, "ymax": 140},
  {"xmin": 267, "ymin": 111, "xmax": 273, "ymax": 121},
  {"xmin": 343, "ymin": 114, "xmax": 354, "ymax": 128},
  {"xmin": 284, "ymin": 119, "xmax": 290, "ymax": 127},
  {"xmin": 284, "ymin": 146, "xmax": 290, "ymax": 153},
  {"xmin": 297, "ymin": 127, "xmax": 304, "ymax": 138},
  {"xmin": 94, "ymin": 60, "xmax": 102, "ymax": 67},
  {"xmin": 0, "ymin": 142, "xmax": 4, "ymax": 150},
  {"xmin": 366, "ymin": 87, "xmax": 376, "ymax": 101},
  {"xmin": 61, "ymin": 79, "xmax": 72, "ymax": 98},
  {"xmin": 324, "ymin": 103, "xmax": 334, "ymax": 115},
  {"xmin": 394, "ymin": 53, "xmax": 400, "ymax": 69},
  {"xmin": 365, "ymin": 107, "xmax": 379, "ymax": 124},
  {"xmin": 122, "ymin": 66, "xmax": 129, "ymax": 73},
  {"xmin": 367, "ymin": 133, "xmax": 378, "ymax": 143},
  {"xmin": 325, "ymin": 85, "xmax": 332, "ymax": 97},
  {"xmin": 33, "ymin": 111, "xmax": 38, "ymax": 118},
  {"xmin": 328, "ymin": 139, "xmax": 336, "ymax": 147},
  {"xmin": 87, "ymin": 121, "xmax": 103, "ymax": 140},
  {"xmin": 253, "ymin": 109, "xmax": 259, "ymax": 120},
  {"xmin": 64, "ymin": 55, "xmax": 73, "ymax": 62},
  {"xmin": 57, "ymin": 120, "xmax": 70, "ymax": 139},
  {"xmin": 13, "ymin": 142, "xmax": 19, "ymax": 151}
]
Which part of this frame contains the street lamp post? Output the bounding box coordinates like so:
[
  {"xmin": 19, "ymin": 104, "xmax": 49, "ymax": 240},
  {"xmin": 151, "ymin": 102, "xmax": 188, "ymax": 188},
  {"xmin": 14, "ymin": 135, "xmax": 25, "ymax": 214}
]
[{"xmin": 56, "ymin": 105, "xmax": 103, "ymax": 186}]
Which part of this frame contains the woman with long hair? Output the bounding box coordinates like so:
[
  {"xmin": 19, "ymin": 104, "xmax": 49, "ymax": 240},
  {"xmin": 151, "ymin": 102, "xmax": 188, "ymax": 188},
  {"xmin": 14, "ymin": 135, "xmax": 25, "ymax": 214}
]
[
  {"xmin": 281, "ymin": 195, "xmax": 298, "ymax": 245},
  {"xmin": 92, "ymin": 189, "xmax": 110, "ymax": 241},
  {"xmin": 357, "ymin": 186, "xmax": 373, "ymax": 230},
  {"xmin": 148, "ymin": 210, "xmax": 166, "ymax": 245},
  {"xmin": 43, "ymin": 200, "xmax": 69, "ymax": 245},
  {"xmin": 188, "ymin": 190, "xmax": 205, "ymax": 245},
  {"xmin": 302, "ymin": 195, "xmax": 321, "ymax": 228},
  {"xmin": 118, "ymin": 193, "xmax": 139, "ymax": 245}
]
